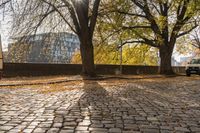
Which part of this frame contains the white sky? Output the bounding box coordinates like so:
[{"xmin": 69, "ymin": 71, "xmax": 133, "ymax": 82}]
[{"xmin": 0, "ymin": 11, "xmax": 12, "ymax": 51}]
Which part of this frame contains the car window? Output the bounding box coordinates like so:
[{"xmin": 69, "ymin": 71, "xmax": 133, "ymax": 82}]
[{"xmin": 190, "ymin": 59, "xmax": 200, "ymax": 64}]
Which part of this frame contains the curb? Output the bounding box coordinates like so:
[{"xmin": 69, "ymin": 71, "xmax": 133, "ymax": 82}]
[{"xmin": 0, "ymin": 75, "xmax": 186, "ymax": 87}]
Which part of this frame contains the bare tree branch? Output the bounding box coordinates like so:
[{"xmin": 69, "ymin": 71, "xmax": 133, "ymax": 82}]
[
  {"xmin": 61, "ymin": 0, "xmax": 81, "ymax": 35},
  {"xmin": 177, "ymin": 24, "xmax": 198, "ymax": 38},
  {"xmin": 0, "ymin": 0, "xmax": 10, "ymax": 8},
  {"xmin": 116, "ymin": 10, "xmax": 146, "ymax": 18},
  {"xmin": 41, "ymin": 0, "xmax": 77, "ymax": 34},
  {"xmin": 89, "ymin": 0, "xmax": 101, "ymax": 37},
  {"xmin": 122, "ymin": 25, "xmax": 151, "ymax": 29}
]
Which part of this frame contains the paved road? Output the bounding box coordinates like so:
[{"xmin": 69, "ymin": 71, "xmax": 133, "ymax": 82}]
[{"xmin": 0, "ymin": 76, "xmax": 200, "ymax": 133}]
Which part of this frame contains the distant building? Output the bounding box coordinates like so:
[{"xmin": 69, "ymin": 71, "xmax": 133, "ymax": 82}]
[
  {"xmin": 179, "ymin": 57, "xmax": 192, "ymax": 66},
  {"xmin": 171, "ymin": 57, "xmax": 181, "ymax": 66},
  {"xmin": 7, "ymin": 32, "xmax": 80, "ymax": 63},
  {"xmin": 179, "ymin": 50, "xmax": 200, "ymax": 66},
  {"xmin": 2, "ymin": 51, "xmax": 8, "ymax": 62},
  {"xmin": 157, "ymin": 53, "xmax": 181, "ymax": 66}
]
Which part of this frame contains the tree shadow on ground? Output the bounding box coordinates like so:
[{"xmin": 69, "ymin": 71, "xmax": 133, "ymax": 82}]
[
  {"xmin": 52, "ymin": 80, "xmax": 199, "ymax": 133},
  {"xmin": 54, "ymin": 80, "xmax": 142, "ymax": 132}
]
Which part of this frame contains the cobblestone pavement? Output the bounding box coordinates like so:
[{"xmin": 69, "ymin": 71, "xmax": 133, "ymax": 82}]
[{"xmin": 1, "ymin": 76, "xmax": 200, "ymax": 133}]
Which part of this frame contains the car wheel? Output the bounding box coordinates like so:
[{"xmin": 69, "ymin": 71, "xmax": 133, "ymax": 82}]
[{"xmin": 186, "ymin": 72, "xmax": 191, "ymax": 76}]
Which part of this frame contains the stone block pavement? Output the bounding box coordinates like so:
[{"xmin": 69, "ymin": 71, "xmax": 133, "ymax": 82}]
[{"xmin": 0, "ymin": 76, "xmax": 200, "ymax": 133}]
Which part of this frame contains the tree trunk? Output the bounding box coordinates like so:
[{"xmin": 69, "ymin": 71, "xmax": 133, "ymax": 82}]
[
  {"xmin": 159, "ymin": 46, "xmax": 175, "ymax": 75},
  {"xmin": 80, "ymin": 37, "xmax": 96, "ymax": 77}
]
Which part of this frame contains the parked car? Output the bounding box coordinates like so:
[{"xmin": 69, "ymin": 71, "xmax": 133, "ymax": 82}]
[{"xmin": 186, "ymin": 58, "xmax": 200, "ymax": 76}]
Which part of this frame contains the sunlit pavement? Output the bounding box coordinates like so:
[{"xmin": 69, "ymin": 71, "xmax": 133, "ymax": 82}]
[{"xmin": 0, "ymin": 76, "xmax": 200, "ymax": 133}]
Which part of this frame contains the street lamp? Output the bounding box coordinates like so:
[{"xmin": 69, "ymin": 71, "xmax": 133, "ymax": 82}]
[
  {"xmin": 117, "ymin": 40, "xmax": 123, "ymax": 75},
  {"xmin": 119, "ymin": 43, "xmax": 123, "ymax": 74}
]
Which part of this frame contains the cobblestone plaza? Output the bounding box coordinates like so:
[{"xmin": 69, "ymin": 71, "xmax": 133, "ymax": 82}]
[{"xmin": 0, "ymin": 76, "xmax": 200, "ymax": 133}]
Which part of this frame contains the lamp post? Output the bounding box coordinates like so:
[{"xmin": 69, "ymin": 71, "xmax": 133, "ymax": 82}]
[
  {"xmin": 0, "ymin": 33, "xmax": 3, "ymax": 79},
  {"xmin": 0, "ymin": 21, "xmax": 3, "ymax": 79},
  {"xmin": 117, "ymin": 40, "xmax": 123, "ymax": 75},
  {"xmin": 119, "ymin": 43, "xmax": 123, "ymax": 74}
]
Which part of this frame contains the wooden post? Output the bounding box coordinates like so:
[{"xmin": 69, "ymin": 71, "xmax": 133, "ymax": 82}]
[{"xmin": 0, "ymin": 34, "xmax": 3, "ymax": 79}]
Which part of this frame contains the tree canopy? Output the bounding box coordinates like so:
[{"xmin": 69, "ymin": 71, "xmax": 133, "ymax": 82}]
[{"xmin": 113, "ymin": 0, "xmax": 200, "ymax": 74}]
